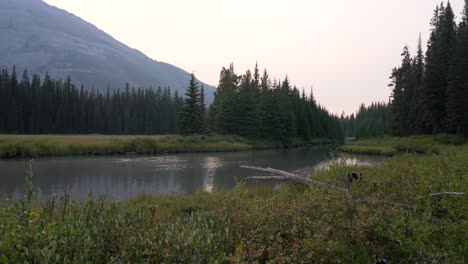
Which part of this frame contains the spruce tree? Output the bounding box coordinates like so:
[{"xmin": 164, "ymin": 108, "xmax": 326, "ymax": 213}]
[
  {"xmin": 210, "ymin": 64, "xmax": 240, "ymax": 134},
  {"xmin": 446, "ymin": 0, "xmax": 468, "ymax": 135},
  {"xmin": 423, "ymin": 2, "xmax": 456, "ymax": 134},
  {"xmin": 199, "ymin": 85, "xmax": 208, "ymax": 134},
  {"xmin": 390, "ymin": 46, "xmax": 413, "ymax": 136},
  {"xmin": 178, "ymin": 73, "xmax": 203, "ymax": 135},
  {"xmin": 413, "ymin": 35, "xmax": 426, "ymax": 134}
]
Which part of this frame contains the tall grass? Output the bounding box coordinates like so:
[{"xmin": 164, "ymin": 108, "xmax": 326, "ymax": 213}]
[
  {"xmin": 0, "ymin": 134, "xmax": 258, "ymax": 158},
  {"xmin": 0, "ymin": 134, "xmax": 333, "ymax": 159},
  {"xmin": 0, "ymin": 140, "xmax": 466, "ymax": 262},
  {"xmin": 338, "ymin": 135, "xmax": 454, "ymax": 156}
]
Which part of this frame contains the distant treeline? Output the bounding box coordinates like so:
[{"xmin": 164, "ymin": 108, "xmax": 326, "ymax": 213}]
[
  {"xmin": 390, "ymin": 1, "xmax": 467, "ymax": 137},
  {"xmin": 207, "ymin": 64, "xmax": 343, "ymax": 144},
  {"xmin": 340, "ymin": 102, "xmax": 391, "ymax": 138},
  {"xmin": 0, "ymin": 68, "xmax": 184, "ymax": 134},
  {"xmin": 1, "ymin": 64, "xmax": 343, "ymax": 143}
]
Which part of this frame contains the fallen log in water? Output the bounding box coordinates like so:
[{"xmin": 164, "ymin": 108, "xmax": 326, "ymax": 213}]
[
  {"xmin": 241, "ymin": 165, "xmax": 349, "ymax": 194},
  {"xmin": 245, "ymin": 176, "xmax": 308, "ymax": 184}
]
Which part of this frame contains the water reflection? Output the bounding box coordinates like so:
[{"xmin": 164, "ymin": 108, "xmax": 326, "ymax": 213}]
[
  {"xmin": 203, "ymin": 156, "xmax": 221, "ymax": 192},
  {"xmin": 0, "ymin": 146, "xmax": 385, "ymax": 201}
]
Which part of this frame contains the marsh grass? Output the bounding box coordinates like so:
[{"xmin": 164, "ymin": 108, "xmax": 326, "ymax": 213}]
[
  {"xmin": 0, "ymin": 139, "xmax": 466, "ymax": 263},
  {"xmin": 0, "ymin": 134, "xmax": 260, "ymax": 158},
  {"xmin": 338, "ymin": 136, "xmax": 450, "ymax": 156},
  {"xmin": 0, "ymin": 134, "xmax": 332, "ymax": 159}
]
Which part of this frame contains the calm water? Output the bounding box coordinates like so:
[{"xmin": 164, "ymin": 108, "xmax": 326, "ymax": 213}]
[{"xmin": 0, "ymin": 146, "xmax": 383, "ymax": 201}]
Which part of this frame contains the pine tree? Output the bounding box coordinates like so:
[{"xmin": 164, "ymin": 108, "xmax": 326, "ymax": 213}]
[
  {"xmin": 276, "ymin": 78, "xmax": 296, "ymax": 145},
  {"xmin": 7, "ymin": 66, "xmax": 19, "ymax": 133},
  {"xmin": 199, "ymin": 85, "xmax": 208, "ymax": 134},
  {"xmin": 210, "ymin": 64, "xmax": 241, "ymax": 134},
  {"xmin": 413, "ymin": 35, "xmax": 426, "ymax": 134},
  {"xmin": 446, "ymin": 0, "xmax": 468, "ymax": 135},
  {"xmin": 178, "ymin": 73, "xmax": 203, "ymax": 135},
  {"xmin": 423, "ymin": 2, "xmax": 456, "ymax": 134},
  {"xmin": 390, "ymin": 46, "xmax": 413, "ymax": 136},
  {"xmin": 237, "ymin": 69, "xmax": 258, "ymax": 138}
]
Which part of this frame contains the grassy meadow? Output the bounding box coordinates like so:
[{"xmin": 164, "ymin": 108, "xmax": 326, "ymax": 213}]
[{"xmin": 0, "ymin": 137, "xmax": 466, "ymax": 262}]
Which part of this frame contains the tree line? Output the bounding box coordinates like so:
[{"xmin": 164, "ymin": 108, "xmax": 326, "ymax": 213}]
[
  {"xmin": 340, "ymin": 102, "xmax": 391, "ymax": 138},
  {"xmin": 390, "ymin": 0, "xmax": 467, "ymax": 137},
  {"xmin": 0, "ymin": 67, "xmax": 184, "ymax": 134},
  {"xmin": 2, "ymin": 64, "xmax": 343, "ymax": 143}
]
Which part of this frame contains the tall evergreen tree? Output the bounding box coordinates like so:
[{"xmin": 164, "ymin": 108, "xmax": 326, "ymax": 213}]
[
  {"xmin": 178, "ymin": 73, "xmax": 204, "ymax": 135},
  {"xmin": 210, "ymin": 64, "xmax": 241, "ymax": 134},
  {"xmin": 446, "ymin": 0, "xmax": 468, "ymax": 135},
  {"xmin": 423, "ymin": 2, "xmax": 456, "ymax": 134},
  {"xmin": 413, "ymin": 35, "xmax": 426, "ymax": 134},
  {"xmin": 199, "ymin": 85, "xmax": 208, "ymax": 134},
  {"xmin": 390, "ymin": 46, "xmax": 413, "ymax": 136}
]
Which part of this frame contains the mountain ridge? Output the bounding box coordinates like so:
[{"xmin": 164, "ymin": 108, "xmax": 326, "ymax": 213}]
[{"xmin": 0, "ymin": 0, "xmax": 215, "ymax": 101}]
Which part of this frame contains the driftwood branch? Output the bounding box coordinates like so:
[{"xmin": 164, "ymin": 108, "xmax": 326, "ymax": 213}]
[
  {"xmin": 241, "ymin": 166, "xmax": 349, "ymax": 194},
  {"xmin": 245, "ymin": 176, "xmax": 308, "ymax": 184},
  {"xmin": 413, "ymin": 192, "xmax": 465, "ymax": 200},
  {"xmin": 241, "ymin": 166, "xmax": 297, "ymax": 178}
]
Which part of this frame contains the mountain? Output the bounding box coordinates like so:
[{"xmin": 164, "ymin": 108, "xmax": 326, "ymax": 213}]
[{"xmin": 0, "ymin": 0, "xmax": 215, "ymax": 101}]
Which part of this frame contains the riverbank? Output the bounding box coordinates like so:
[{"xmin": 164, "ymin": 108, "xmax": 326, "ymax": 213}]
[
  {"xmin": 0, "ymin": 138, "xmax": 466, "ymax": 262},
  {"xmin": 0, "ymin": 134, "xmax": 331, "ymax": 159},
  {"xmin": 0, "ymin": 134, "xmax": 241, "ymax": 158},
  {"xmin": 337, "ymin": 135, "xmax": 465, "ymax": 156}
]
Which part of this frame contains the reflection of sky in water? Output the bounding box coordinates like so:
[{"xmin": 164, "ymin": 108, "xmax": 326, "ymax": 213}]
[
  {"xmin": 0, "ymin": 147, "xmax": 387, "ymax": 201},
  {"xmin": 114, "ymin": 156, "xmax": 187, "ymax": 171},
  {"xmin": 203, "ymin": 156, "xmax": 222, "ymax": 192}
]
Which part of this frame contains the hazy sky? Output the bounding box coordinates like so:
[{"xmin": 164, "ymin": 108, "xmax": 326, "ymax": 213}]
[{"xmin": 43, "ymin": 0, "xmax": 464, "ymax": 114}]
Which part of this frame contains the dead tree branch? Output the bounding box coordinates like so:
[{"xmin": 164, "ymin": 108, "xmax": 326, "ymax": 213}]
[
  {"xmin": 241, "ymin": 166, "xmax": 349, "ymax": 194},
  {"xmin": 245, "ymin": 176, "xmax": 308, "ymax": 183},
  {"xmin": 413, "ymin": 192, "xmax": 465, "ymax": 200}
]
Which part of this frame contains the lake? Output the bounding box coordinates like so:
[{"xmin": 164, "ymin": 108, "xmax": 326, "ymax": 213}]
[{"xmin": 0, "ymin": 146, "xmax": 383, "ymax": 201}]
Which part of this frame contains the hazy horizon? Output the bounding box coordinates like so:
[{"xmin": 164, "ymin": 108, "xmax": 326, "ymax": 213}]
[{"xmin": 43, "ymin": 0, "xmax": 464, "ymax": 115}]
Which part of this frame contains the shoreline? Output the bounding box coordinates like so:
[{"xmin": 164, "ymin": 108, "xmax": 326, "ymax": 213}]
[
  {"xmin": 336, "ymin": 136, "xmax": 451, "ymax": 156},
  {"xmin": 0, "ymin": 134, "xmax": 333, "ymax": 160}
]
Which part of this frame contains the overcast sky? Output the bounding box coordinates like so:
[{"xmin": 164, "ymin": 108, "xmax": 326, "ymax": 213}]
[{"xmin": 43, "ymin": 0, "xmax": 464, "ymax": 114}]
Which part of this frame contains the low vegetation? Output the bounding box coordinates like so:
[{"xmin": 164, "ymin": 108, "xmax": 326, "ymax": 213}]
[
  {"xmin": 0, "ymin": 134, "xmax": 254, "ymax": 158},
  {"xmin": 0, "ymin": 134, "xmax": 332, "ymax": 159},
  {"xmin": 338, "ymin": 135, "xmax": 465, "ymax": 156},
  {"xmin": 0, "ymin": 138, "xmax": 466, "ymax": 262}
]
